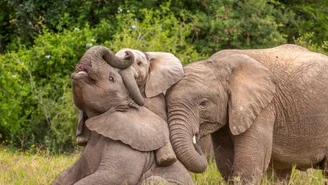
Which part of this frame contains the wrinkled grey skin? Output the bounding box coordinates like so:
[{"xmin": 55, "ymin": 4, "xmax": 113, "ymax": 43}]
[
  {"xmin": 52, "ymin": 46, "xmax": 193, "ymax": 185},
  {"xmin": 166, "ymin": 44, "xmax": 328, "ymax": 184},
  {"xmin": 116, "ymin": 49, "xmax": 184, "ymax": 166}
]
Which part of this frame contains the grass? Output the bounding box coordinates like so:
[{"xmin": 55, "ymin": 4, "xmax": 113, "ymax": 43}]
[
  {"xmin": 0, "ymin": 147, "xmax": 79, "ymax": 185},
  {"xmin": 0, "ymin": 147, "xmax": 327, "ymax": 185}
]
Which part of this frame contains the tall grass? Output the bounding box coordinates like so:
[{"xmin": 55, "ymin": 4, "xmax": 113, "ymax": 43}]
[{"xmin": 0, "ymin": 148, "xmax": 327, "ymax": 185}]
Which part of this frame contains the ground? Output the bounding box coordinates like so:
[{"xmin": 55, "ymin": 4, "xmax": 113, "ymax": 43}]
[{"xmin": 0, "ymin": 147, "xmax": 326, "ymax": 185}]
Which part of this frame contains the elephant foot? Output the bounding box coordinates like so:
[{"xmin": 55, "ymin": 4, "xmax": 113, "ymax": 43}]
[{"xmin": 155, "ymin": 143, "xmax": 177, "ymax": 166}]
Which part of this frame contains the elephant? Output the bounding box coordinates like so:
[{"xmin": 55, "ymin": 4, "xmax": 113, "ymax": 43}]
[
  {"xmin": 53, "ymin": 45, "xmax": 193, "ymax": 185},
  {"xmin": 75, "ymin": 48, "xmax": 183, "ymax": 166},
  {"xmin": 116, "ymin": 48, "xmax": 185, "ymax": 166},
  {"xmin": 117, "ymin": 48, "xmax": 215, "ymax": 164},
  {"xmin": 165, "ymin": 44, "xmax": 328, "ymax": 184}
]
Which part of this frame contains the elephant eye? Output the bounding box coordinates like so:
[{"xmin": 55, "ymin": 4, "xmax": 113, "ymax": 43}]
[
  {"xmin": 199, "ymin": 98, "xmax": 209, "ymax": 108},
  {"xmin": 109, "ymin": 76, "xmax": 114, "ymax": 81},
  {"xmin": 137, "ymin": 61, "xmax": 142, "ymax": 66}
]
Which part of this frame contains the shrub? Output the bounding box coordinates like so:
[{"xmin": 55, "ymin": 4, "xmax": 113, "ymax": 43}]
[
  {"xmin": 0, "ymin": 2, "xmax": 202, "ymax": 153},
  {"xmin": 0, "ymin": 25, "xmax": 97, "ymax": 153}
]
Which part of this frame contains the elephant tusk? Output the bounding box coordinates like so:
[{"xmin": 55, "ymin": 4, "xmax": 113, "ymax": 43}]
[{"xmin": 193, "ymin": 135, "xmax": 197, "ymax": 144}]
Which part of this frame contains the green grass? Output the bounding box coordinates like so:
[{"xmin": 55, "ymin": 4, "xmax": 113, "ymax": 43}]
[
  {"xmin": 0, "ymin": 147, "xmax": 327, "ymax": 185},
  {"xmin": 0, "ymin": 148, "xmax": 79, "ymax": 185}
]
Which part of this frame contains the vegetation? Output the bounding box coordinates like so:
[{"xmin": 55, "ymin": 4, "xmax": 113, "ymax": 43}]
[
  {"xmin": 0, "ymin": 149, "xmax": 326, "ymax": 184},
  {"xmin": 1, "ymin": 1, "xmax": 327, "ymax": 183},
  {"xmin": 0, "ymin": 0, "xmax": 328, "ymax": 158}
]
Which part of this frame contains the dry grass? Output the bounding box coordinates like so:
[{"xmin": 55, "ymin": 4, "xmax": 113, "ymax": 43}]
[{"xmin": 0, "ymin": 147, "xmax": 327, "ymax": 185}]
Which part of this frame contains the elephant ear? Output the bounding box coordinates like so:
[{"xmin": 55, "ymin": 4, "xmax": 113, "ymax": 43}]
[
  {"xmin": 145, "ymin": 52, "xmax": 184, "ymax": 98},
  {"xmin": 85, "ymin": 107, "xmax": 168, "ymax": 151},
  {"xmin": 225, "ymin": 54, "xmax": 276, "ymax": 135}
]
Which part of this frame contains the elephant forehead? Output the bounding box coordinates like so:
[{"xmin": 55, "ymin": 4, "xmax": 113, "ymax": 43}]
[{"xmin": 183, "ymin": 64, "xmax": 218, "ymax": 86}]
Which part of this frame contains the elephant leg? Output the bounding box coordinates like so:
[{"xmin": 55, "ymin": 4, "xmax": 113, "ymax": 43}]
[
  {"xmin": 211, "ymin": 125, "xmax": 234, "ymax": 182},
  {"xmin": 74, "ymin": 170, "xmax": 135, "ymax": 185},
  {"xmin": 75, "ymin": 141, "xmax": 147, "ymax": 185},
  {"xmin": 319, "ymin": 155, "xmax": 328, "ymax": 178},
  {"xmin": 140, "ymin": 176, "xmax": 173, "ymax": 185},
  {"xmin": 232, "ymin": 111, "xmax": 274, "ymax": 184},
  {"xmin": 52, "ymin": 156, "xmax": 90, "ymax": 185},
  {"xmin": 155, "ymin": 142, "xmax": 177, "ymax": 166}
]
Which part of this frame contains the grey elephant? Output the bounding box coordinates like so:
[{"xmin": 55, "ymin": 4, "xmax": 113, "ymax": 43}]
[
  {"xmin": 53, "ymin": 46, "xmax": 193, "ymax": 185},
  {"xmin": 165, "ymin": 44, "xmax": 328, "ymax": 184},
  {"xmin": 115, "ymin": 48, "xmax": 185, "ymax": 166},
  {"xmin": 118, "ymin": 48, "xmax": 214, "ymax": 163},
  {"xmin": 75, "ymin": 48, "xmax": 183, "ymax": 166}
]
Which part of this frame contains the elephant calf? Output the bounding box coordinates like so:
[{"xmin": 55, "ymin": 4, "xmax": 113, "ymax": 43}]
[{"xmin": 52, "ymin": 46, "xmax": 193, "ymax": 185}]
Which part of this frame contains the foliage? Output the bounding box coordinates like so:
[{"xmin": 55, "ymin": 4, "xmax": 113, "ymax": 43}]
[
  {"xmin": 0, "ymin": 2, "xmax": 202, "ymax": 153},
  {"xmin": 277, "ymin": 0, "xmax": 328, "ymax": 52},
  {"xmin": 106, "ymin": 1, "xmax": 205, "ymax": 64},
  {"xmin": 182, "ymin": 0, "xmax": 291, "ymax": 54},
  {"xmin": 0, "ymin": 26, "xmax": 97, "ymax": 153},
  {"xmin": 1, "ymin": 0, "xmax": 328, "ymax": 153},
  {"xmin": 1, "ymin": 0, "xmax": 121, "ymax": 52}
]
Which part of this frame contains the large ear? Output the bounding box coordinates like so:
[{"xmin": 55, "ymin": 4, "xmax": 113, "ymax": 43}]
[
  {"xmin": 85, "ymin": 107, "xmax": 168, "ymax": 151},
  {"xmin": 145, "ymin": 52, "xmax": 184, "ymax": 98},
  {"xmin": 224, "ymin": 54, "xmax": 276, "ymax": 135}
]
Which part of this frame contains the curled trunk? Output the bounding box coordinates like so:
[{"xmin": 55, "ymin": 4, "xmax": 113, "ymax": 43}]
[
  {"xmin": 169, "ymin": 117, "xmax": 208, "ymax": 173},
  {"xmin": 93, "ymin": 45, "xmax": 134, "ymax": 69},
  {"xmin": 119, "ymin": 68, "xmax": 145, "ymax": 106},
  {"xmin": 90, "ymin": 46, "xmax": 144, "ymax": 106}
]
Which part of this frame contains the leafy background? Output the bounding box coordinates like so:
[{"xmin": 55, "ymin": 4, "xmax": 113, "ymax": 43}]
[{"xmin": 1, "ymin": 0, "xmax": 327, "ymax": 153}]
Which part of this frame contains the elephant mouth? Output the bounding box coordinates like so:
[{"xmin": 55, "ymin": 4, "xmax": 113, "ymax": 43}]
[
  {"xmin": 71, "ymin": 64, "xmax": 89, "ymax": 80},
  {"xmin": 193, "ymin": 135, "xmax": 203, "ymax": 155}
]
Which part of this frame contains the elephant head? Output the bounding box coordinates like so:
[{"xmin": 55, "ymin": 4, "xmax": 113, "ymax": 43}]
[
  {"xmin": 71, "ymin": 45, "xmax": 168, "ymax": 151},
  {"xmin": 115, "ymin": 48, "xmax": 184, "ymax": 98},
  {"xmin": 72, "ymin": 45, "xmax": 144, "ymax": 114},
  {"xmin": 165, "ymin": 54, "xmax": 276, "ymax": 173}
]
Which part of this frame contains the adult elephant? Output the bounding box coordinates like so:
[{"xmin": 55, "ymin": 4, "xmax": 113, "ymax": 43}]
[
  {"xmin": 165, "ymin": 44, "xmax": 328, "ymax": 184},
  {"xmin": 52, "ymin": 46, "xmax": 193, "ymax": 185}
]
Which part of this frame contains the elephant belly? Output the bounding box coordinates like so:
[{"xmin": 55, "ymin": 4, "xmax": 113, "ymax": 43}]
[
  {"xmin": 271, "ymin": 149, "xmax": 326, "ymax": 170},
  {"xmin": 272, "ymin": 126, "xmax": 328, "ymax": 170}
]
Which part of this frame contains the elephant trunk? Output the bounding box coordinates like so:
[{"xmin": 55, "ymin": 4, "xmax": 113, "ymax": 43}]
[
  {"xmin": 169, "ymin": 114, "xmax": 208, "ymax": 173},
  {"xmin": 99, "ymin": 46, "xmax": 134, "ymax": 69},
  {"xmin": 95, "ymin": 46, "xmax": 144, "ymax": 106},
  {"xmin": 119, "ymin": 68, "xmax": 145, "ymax": 106}
]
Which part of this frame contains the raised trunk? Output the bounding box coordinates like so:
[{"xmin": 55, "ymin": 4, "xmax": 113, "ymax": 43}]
[
  {"xmin": 94, "ymin": 46, "xmax": 144, "ymax": 106},
  {"xmin": 169, "ymin": 117, "xmax": 208, "ymax": 173},
  {"xmin": 99, "ymin": 46, "xmax": 134, "ymax": 69},
  {"xmin": 119, "ymin": 68, "xmax": 145, "ymax": 106}
]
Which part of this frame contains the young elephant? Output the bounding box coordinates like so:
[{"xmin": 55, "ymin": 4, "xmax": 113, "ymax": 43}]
[
  {"xmin": 53, "ymin": 46, "xmax": 193, "ymax": 185},
  {"xmin": 76, "ymin": 48, "xmax": 184, "ymax": 166},
  {"xmin": 115, "ymin": 48, "xmax": 185, "ymax": 166},
  {"xmin": 165, "ymin": 44, "xmax": 328, "ymax": 184}
]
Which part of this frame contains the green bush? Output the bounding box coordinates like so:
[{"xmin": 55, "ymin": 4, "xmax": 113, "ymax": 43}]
[
  {"xmin": 185, "ymin": 0, "xmax": 289, "ymax": 54},
  {"xmin": 0, "ymin": 25, "xmax": 97, "ymax": 153},
  {"xmin": 103, "ymin": 1, "xmax": 205, "ymax": 64},
  {"xmin": 0, "ymin": 3, "xmax": 202, "ymax": 153}
]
